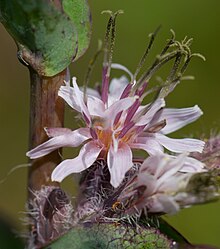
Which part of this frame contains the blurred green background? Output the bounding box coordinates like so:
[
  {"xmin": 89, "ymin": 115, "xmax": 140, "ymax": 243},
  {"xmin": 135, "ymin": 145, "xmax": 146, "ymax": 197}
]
[{"xmin": 0, "ymin": 0, "xmax": 220, "ymax": 247}]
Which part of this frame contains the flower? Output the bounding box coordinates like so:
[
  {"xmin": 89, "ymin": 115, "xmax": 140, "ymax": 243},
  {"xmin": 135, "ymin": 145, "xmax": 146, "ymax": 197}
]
[
  {"xmin": 27, "ymin": 66, "xmax": 205, "ymax": 188},
  {"xmin": 117, "ymin": 153, "xmax": 218, "ymax": 216}
]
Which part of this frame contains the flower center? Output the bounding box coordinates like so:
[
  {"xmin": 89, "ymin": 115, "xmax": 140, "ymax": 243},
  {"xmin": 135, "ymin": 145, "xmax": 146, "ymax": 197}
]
[{"xmin": 96, "ymin": 128, "xmax": 113, "ymax": 149}]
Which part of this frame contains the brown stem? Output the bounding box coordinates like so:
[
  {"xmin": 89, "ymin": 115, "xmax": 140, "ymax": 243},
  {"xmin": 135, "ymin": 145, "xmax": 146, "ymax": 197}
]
[{"xmin": 28, "ymin": 68, "xmax": 66, "ymax": 194}]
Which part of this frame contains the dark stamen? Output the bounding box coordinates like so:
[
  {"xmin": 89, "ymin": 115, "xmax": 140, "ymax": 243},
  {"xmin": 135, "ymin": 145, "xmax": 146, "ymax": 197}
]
[
  {"xmin": 101, "ymin": 10, "xmax": 123, "ymax": 104},
  {"xmin": 133, "ymin": 25, "xmax": 161, "ymax": 81}
]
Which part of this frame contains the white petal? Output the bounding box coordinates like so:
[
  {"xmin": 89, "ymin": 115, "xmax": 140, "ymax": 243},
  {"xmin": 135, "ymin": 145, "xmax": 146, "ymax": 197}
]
[
  {"xmin": 148, "ymin": 194, "xmax": 180, "ymax": 214},
  {"xmin": 51, "ymin": 141, "xmax": 102, "ymax": 182},
  {"xmin": 180, "ymin": 156, "xmax": 206, "ymax": 173},
  {"xmin": 87, "ymin": 95, "xmax": 105, "ymax": 117},
  {"xmin": 105, "ymin": 97, "xmax": 137, "ymax": 127},
  {"xmin": 155, "ymin": 133, "xmax": 205, "ymax": 153},
  {"xmin": 107, "ymin": 143, "xmax": 133, "ymax": 188},
  {"xmin": 111, "ymin": 63, "xmax": 133, "ymax": 79},
  {"xmin": 137, "ymin": 173, "xmax": 157, "ymax": 196},
  {"xmin": 85, "ymin": 87, "xmax": 101, "ymax": 99},
  {"xmin": 157, "ymin": 154, "xmax": 187, "ymax": 185},
  {"xmin": 72, "ymin": 77, "xmax": 91, "ymax": 122},
  {"xmin": 130, "ymin": 135, "xmax": 164, "ymax": 155},
  {"xmin": 26, "ymin": 128, "xmax": 91, "ymax": 159},
  {"xmin": 160, "ymin": 105, "xmax": 203, "ymax": 134},
  {"xmin": 140, "ymin": 154, "xmax": 166, "ymax": 176},
  {"xmin": 58, "ymin": 85, "xmax": 81, "ymax": 111},
  {"xmin": 108, "ymin": 76, "xmax": 129, "ymax": 105},
  {"xmin": 44, "ymin": 127, "xmax": 72, "ymax": 138},
  {"xmin": 135, "ymin": 98, "xmax": 165, "ymax": 126}
]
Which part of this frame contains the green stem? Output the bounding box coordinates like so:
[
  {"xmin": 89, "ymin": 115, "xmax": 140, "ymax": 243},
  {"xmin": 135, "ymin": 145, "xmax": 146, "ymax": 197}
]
[{"xmin": 28, "ymin": 68, "xmax": 66, "ymax": 194}]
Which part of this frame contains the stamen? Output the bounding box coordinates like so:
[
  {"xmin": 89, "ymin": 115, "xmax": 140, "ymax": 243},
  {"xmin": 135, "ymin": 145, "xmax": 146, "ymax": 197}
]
[
  {"xmin": 90, "ymin": 128, "xmax": 98, "ymax": 140},
  {"xmin": 101, "ymin": 10, "xmax": 123, "ymax": 104},
  {"xmin": 124, "ymin": 99, "xmax": 140, "ymax": 126},
  {"xmin": 120, "ymin": 84, "xmax": 133, "ymax": 99},
  {"xmin": 124, "ymin": 83, "xmax": 148, "ymax": 125},
  {"xmin": 137, "ymin": 50, "xmax": 181, "ymax": 85},
  {"xmin": 118, "ymin": 121, "xmax": 134, "ymax": 139},
  {"xmin": 133, "ymin": 30, "xmax": 176, "ymax": 92},
  {"xmin": 101, "ymin": 11, "xmax": 113, "ymax": 104},
  {"xmin": 133, "ymin": 26, "xmax": 161, "ymax": 82},
  {"xmin": 158, "ymin": 50, "xmax": 205, "ymax": 99}
]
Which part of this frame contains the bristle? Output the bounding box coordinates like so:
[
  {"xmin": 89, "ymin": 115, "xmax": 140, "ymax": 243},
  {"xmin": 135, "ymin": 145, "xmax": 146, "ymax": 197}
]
[{"xmin": 24, "ymin": 186, "xmax": 74, "ymax": 248}]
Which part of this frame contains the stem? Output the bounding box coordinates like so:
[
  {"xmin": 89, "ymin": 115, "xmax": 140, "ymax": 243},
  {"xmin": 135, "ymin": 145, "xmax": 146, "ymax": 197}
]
[{"xmin": 28, "ymin": 68, "xmax": 66, "ymax": 194}]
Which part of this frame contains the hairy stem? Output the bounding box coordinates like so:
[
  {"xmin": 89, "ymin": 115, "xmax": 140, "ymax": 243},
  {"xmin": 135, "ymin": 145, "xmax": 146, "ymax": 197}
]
[{"xmin": 28, "ymin": 68, "xmax": 66, "ymax": 195}]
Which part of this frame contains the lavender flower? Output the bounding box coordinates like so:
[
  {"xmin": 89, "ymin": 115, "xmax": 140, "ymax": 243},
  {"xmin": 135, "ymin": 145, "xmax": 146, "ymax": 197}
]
[
  {"xmin": 27, "ymin": 16, "xmax": 205, "ymax": 188},
  {"xmin": 117, "ymin": 153, "xmax": 218, "ymax": 216},
  {"xmin": 27, "ymin": 71, "xmax": 204, "ymax": 188}
]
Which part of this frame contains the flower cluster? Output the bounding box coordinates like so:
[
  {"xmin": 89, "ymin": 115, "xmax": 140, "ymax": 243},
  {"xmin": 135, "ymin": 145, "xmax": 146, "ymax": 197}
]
[
  {"xmin": 27, "ymin": 72, "xmax": 205, "ymax": 188},
  {"xmin": 117, "ymin": 154, "xmax": 218, "ymax": 215},
  {"xmin": 27, "ymin": 14, "xmax": 220, "ymax": 216}
]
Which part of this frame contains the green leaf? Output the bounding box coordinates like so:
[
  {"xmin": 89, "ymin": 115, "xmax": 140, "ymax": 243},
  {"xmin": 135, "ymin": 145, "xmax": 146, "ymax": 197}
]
[
  {"xmin": 0, "ymin": 0, "xmax": 91, "ymax": 76},
  {"xmin": 44, "ymin": 223, "xmax": 171, "ymax": 249},
  {"xmin": 63, "ymin": 0, "xmax": 91, "ymax": 60}
]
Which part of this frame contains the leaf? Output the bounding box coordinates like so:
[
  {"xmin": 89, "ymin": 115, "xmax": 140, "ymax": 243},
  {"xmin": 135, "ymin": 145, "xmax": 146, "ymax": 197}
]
[
  {"xmin": 63, "ymin": 0, "xmax": 91, "ymax": 60},
  {"xmin": 0, "ymin": 0, "xmax": 91, "ymax": 76},
  {"xmin": 44, "ymin": 223, "xmax": 171, "ymax": 249}
]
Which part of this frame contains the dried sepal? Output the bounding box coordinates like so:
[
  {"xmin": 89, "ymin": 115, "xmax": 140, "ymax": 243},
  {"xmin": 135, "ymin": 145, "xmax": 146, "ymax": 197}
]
[{"xmin": 25, "ymin": 186, "xmax": 74, "ymax": 248}]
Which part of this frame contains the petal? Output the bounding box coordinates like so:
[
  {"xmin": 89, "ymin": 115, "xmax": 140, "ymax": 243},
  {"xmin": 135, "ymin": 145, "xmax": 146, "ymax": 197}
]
[
  {"xmin": 105, "ymin": 97, "xmax": 137, "ymax": 127},
  {"xmin": 130, "ymin": 135, "xmax": 164, "ymax": 155},
  {"xmin": 180, "ymin": 156, "xmax": 206, "ymax": 173},
  {"xmin": 44, "ymin": 127, "xmax": 72, "ymax": 138},
  {"xmin": 156, "ymin": 154, "xmax": 187, "ymax": 185},
  {"xmin": 26, "ymin": 128, "xmax": 91, "ymax": 159},
  {"xmin": 87, "ymin": 95, "xmax": 105, "ymax": 117},
  {"xmin": 137, "ymin": 173, "xmax": 157, "ymax": 196},
  {"xmin": 107, "ymin": 143, "xmax": 133, "ymax": 188},
  {"xmin": 111, "ymin": 63, "xmax": 133, "ymax": 79},
  {"xmin": 160, "ymin": 105, "xmax": 203, "ymax": 134},
  {"xmin": 155, "ymin": 133, "xmax": 205, "ymax": 153},
  {"xmin": 51, "ymin": 141, "xmax": 102, "ymax": 182},
  {"xmin": 84, "ymin": 87, "xmax": 101, "ymax": 99},
  {"xmin": 135, "ymin": 98, "xmax": 165, "ymax": 126},
  {"xmin": 72, "ymin": 77, "xmax": 91, "ymax": 123},
  {"xmin": 108, "ymin": 76, "xmax": 130, "ymax": 105},
  {"xmin": 58, "ymin": 85, "xmax": 81, "ymax": 111},
  {"xmin": 59, "ymin": 80, "xmax": 104, "ymax": 119},
  {"xmin": 148, "ymin": 194, "xmax": 180, "ymax": 214}
]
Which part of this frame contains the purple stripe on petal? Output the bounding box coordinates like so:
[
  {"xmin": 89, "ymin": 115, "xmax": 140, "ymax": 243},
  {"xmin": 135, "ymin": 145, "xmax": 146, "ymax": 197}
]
[
  {"xmin": 113, "ymin": 84, "xmax": 133, "ymax": 125},
  {"xmin": 106, "ymin": 97, "xmax": 136, "ymax": 128},
  {"xmin": 135, "ymin": 125, "xmax": 146, "ymax": 136},
  {"xmin": 82, "ymin": 112, "xmax": 91, "ymax": 125},
  {"xmin": 124, "ymin": 99, "xmax": 141, "ymax": 125},
  {"xmin": 136, "ymin": 81, "xmax": 148, "ymax": 97},
  {"xmin": 90, "ymin": 128, "xmax": 98, "ymax": 139},
  {"xmin": 118, "ymin": 121, "xmax": 135, "ymax": 139},
  {"xmin": 114, "ymin": 111, "xmax": 122, "ymax": 126},
  {"xmin": 120, "ymin": 83, "xmax": 132, "ymax": 99}
]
